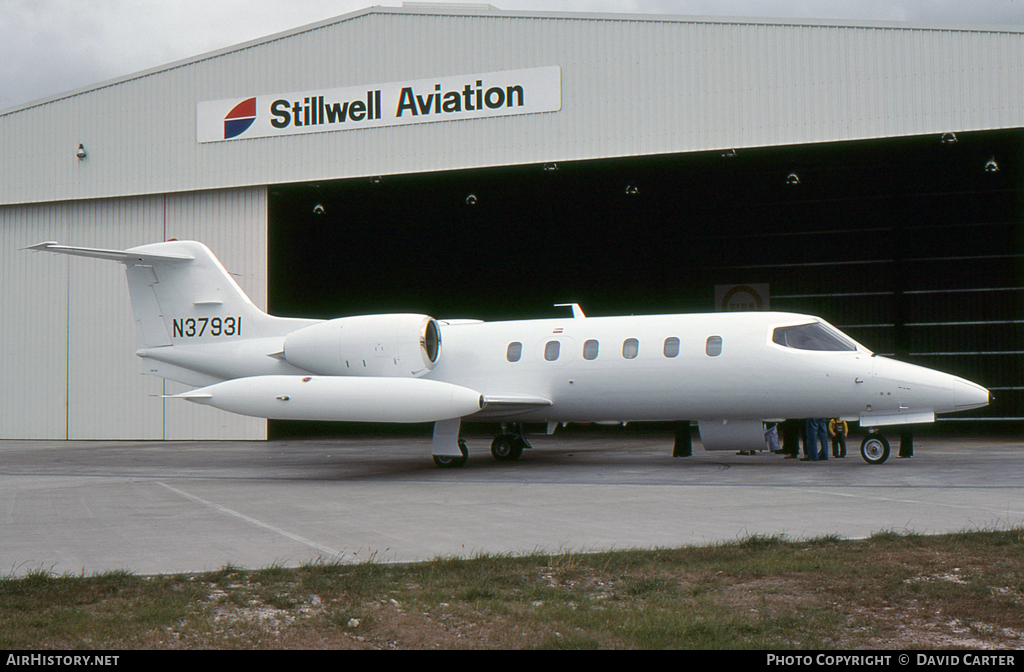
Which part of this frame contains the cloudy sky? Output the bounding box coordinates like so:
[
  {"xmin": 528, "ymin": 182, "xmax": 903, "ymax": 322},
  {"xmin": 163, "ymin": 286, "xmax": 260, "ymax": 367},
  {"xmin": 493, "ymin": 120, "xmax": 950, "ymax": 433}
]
[{"xmin": 2, "ymin": 0, "xmax": 1022, "ymax": 111}]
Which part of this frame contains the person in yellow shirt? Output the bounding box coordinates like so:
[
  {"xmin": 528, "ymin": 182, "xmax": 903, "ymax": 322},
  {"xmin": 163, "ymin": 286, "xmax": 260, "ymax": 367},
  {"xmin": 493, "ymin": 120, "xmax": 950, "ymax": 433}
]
[{"xmin": 828, "ymin": 419, "xmax": 848, "ymax": 458}]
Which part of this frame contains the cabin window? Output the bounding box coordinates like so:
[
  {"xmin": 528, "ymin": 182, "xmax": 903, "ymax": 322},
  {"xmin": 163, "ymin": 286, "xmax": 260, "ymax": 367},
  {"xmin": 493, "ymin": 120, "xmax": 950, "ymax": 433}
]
[
  {"xmin": 705, "ymin": 335, "xmax": 723, "ymax": 357},
  {"xmin": 622, "ymin": 338, "xmax": 639, "ymax": 359},
  {"xmin": 583, "ymin": 339, "xmax": 600, "ymax": 360},
  {"xmin": 772, "ymin": 322, "xmax": 856, "ymax": 352},
  {"xmin": 663, "ymin": 337, "xmax": 680, "ymax": 358},
  {"xmin": 506, "ymin": 342, "xmax": 522, "ymax": 362},
  {"xmin": 544, "ymin": 340, "xmax": 561, "ymax": 361}
]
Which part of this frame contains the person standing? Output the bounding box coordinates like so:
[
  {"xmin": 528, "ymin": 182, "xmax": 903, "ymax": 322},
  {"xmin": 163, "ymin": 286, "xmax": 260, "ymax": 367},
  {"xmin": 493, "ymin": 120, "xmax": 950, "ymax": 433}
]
[
  {"xmin": 802, "ymin": 418, "xmax": 828, "ymax": 461},
  {"xmin": 765, "ymin": 423, "xmax": 782, "ymax": 453},
  {"xmin": 813, "ymin": 418, "xmax": 829, "ymax": 461},
  {"xmin": 781, "ymin": 419, "xmax": 802, "ymax": 459},
  {"xmin": 829, "ymin": 418, "xmax": 848, "ymax": 458}
]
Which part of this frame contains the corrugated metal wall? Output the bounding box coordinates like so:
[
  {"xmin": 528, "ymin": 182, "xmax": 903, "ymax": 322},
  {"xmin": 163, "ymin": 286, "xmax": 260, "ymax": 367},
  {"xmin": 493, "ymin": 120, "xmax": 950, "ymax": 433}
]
[
  {"xmin": 1, "ymin": 202, "xmax": 73, "ymax": 438},
  {"xmin": 0, "ymin": 187, "xmax": 267, "ymax": 439},
  {"xmin": 2, "ymin": 8, "xmax": 1023, "ymax": 206}
]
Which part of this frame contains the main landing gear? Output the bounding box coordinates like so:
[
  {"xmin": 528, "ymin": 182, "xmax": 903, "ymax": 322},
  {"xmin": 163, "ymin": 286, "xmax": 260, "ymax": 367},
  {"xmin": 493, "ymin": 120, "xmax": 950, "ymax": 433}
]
[
  {"xmin": 432, "ymin": 438, "xmax": 469, "ymax": 469},
  {"xmin": 490, "ymin": 423, "xmax": 532, "ymax": 462},
  {"xmin": 431, "ymin": 422, "xmax": 533, "ymax": 468}
]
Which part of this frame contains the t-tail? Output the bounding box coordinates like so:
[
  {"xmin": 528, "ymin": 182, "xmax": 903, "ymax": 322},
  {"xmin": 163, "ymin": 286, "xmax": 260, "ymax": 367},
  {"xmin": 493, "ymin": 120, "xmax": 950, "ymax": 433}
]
[{"xmin": 25, "ymin": 240, "xmax": 316, "ymax": 386}]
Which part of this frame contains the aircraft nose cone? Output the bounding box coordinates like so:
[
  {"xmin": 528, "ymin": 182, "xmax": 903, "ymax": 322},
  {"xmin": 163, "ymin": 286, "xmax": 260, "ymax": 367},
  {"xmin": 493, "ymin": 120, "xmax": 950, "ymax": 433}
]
[{"xmin": 954, "ymin": 379, "xmax": 990, "ymax": 411}]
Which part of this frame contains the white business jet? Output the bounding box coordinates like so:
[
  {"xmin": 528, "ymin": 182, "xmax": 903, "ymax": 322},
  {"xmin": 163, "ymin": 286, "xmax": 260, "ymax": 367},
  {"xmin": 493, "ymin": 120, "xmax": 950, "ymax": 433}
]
[{"xmin": 28, "ymin": 240, "xmax": 990, "ymax": 466}]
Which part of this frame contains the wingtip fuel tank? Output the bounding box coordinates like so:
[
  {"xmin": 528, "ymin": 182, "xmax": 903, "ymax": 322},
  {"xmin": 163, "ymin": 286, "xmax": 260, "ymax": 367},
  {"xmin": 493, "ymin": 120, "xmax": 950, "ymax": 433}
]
[{"xmin": 170, "ymin": 375, "xmax": 484, "ymax": 423}]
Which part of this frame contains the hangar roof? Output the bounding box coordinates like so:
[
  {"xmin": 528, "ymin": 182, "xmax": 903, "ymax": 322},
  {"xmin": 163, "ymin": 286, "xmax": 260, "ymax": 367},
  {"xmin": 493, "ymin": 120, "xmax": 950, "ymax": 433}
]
[{"xmin": 3, "ymin": 3, "xmax": 1023, "ymax": 205}]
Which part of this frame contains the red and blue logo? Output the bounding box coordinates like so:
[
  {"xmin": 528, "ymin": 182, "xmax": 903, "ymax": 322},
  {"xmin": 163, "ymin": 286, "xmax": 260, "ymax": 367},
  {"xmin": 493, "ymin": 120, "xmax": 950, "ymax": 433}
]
[{"xmin": 224, "ymin": 98, "xmax": 256, "ymax": 139}]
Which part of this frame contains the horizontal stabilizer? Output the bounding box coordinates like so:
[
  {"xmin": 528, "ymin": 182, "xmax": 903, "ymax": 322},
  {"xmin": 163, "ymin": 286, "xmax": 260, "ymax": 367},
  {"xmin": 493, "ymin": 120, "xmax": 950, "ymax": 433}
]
[
  {"xmin": 24, "ymin": 241, "xmax": 194, "ymax": 265},
  {"xmin": 163, "ymin": 391, "xmax": 213, "ymax": 400}
]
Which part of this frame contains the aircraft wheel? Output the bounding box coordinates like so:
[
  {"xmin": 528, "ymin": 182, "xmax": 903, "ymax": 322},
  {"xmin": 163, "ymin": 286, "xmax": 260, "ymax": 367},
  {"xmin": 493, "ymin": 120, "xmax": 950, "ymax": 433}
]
[
  {"xmin": 860, "ymin": 435, "xmax": 890, "ymax": 465},
  {"xmin": 433, "ymin": 439, "xmax": 469, "ymax": 469},
  {"xmin": 491, "ymin": 435, "xmax": 524, "ymax": 462}
]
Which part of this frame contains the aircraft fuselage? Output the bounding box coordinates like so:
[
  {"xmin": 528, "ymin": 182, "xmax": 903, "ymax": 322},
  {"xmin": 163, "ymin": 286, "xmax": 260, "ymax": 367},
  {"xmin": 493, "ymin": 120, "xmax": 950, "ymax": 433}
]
[{"xmin": 431, "ymin": 312, "xmax": 988, "ymax": 425}]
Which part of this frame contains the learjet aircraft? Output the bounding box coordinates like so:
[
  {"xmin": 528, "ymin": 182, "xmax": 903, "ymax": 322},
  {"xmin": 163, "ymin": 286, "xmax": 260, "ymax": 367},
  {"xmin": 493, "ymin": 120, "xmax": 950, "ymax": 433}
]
[{"xmin": 28, "ymin": 240, "xmax": 991, "ymax": 466}]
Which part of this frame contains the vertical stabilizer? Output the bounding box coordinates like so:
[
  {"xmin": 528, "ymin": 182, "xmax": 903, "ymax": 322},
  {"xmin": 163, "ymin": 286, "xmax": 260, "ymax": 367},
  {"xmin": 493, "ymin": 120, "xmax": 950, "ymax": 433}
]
[
  {"xmin": 126, "ymin": 265, "xmax": 172, "ymax": 347},
  {"xmin": 126, "ymin": 240, "xmax": 279, "ymax": 344},
  {"xmin": 26, "ymin": 240, "xmax": 292, "ymax": 349}
]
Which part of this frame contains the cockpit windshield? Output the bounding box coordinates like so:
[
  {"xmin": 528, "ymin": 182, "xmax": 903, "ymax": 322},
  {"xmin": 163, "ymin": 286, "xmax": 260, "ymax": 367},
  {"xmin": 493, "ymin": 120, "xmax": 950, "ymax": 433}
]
[{"xmin": 772, "ymin": 322, "xmax": 858, "ymax": 352}]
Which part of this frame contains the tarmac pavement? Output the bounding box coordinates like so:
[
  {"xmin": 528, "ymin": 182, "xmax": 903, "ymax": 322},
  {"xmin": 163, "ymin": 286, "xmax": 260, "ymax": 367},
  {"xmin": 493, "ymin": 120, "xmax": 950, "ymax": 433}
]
[{"xmin": 1, "ymin": 432, "xmax": 1021, "ymax": 576}]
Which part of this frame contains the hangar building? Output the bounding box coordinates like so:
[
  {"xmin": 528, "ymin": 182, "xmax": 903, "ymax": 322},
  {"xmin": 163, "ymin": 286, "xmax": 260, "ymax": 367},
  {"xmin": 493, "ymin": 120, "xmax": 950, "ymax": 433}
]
[{"xmin": 1, "ymin": 4, "xmax": 1021, "ymax": 439}]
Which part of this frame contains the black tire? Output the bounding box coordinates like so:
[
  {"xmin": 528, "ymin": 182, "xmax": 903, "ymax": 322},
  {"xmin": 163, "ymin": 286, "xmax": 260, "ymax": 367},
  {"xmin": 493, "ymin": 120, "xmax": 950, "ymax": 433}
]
[
  {"xmin": 860, "ymin": 435, "xmax": 890, "ymax": 465},
  {"xmin": 508, "ymin": 437, "xmax": 525, "ymax": 461},
  {"xmin": 491, "ymin": 435, "xmax": 525, "ymax": 462},
  {"xmin": 491, "ymin": 435, "xmax": 513, "ymax": 461},
  {"xmin": 433, "ymin": 439, "xmax": 469, "ymax": 468}
]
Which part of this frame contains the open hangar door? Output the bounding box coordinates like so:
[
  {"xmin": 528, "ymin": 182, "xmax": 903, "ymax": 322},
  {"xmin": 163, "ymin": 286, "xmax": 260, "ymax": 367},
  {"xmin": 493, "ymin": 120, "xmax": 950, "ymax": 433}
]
[{"xmin": 267, "ymin": 129, "xmax": 1023, "ymax": 438}]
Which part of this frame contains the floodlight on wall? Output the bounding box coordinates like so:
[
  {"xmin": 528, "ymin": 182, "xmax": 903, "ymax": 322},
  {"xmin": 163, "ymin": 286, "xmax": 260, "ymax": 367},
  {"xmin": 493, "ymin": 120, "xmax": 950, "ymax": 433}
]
[
  {"xmin": 76, "ymin": 144, "xmax": 87, "ymax": 160},
  {"xmin": 985, "ymin": 157, "xmax": 1000, "ymax": 173}
]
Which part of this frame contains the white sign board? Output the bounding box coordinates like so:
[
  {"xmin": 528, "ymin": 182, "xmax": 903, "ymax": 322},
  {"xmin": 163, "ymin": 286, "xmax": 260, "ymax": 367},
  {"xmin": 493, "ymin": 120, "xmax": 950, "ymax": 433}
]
[{"xmin": 197, "ymin": 66, "xmax": 561, "ymax": 143}]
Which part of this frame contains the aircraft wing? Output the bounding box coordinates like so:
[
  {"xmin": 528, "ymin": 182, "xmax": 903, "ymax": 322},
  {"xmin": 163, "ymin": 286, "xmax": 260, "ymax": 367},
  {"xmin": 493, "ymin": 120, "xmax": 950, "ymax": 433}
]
[
  {"xmin": 24, "ymin": 242, "xmax": 194, "ymax": 265},
  {"xmin": 478, "ymin": 394, "xmax": 553, "ymax": 418}
]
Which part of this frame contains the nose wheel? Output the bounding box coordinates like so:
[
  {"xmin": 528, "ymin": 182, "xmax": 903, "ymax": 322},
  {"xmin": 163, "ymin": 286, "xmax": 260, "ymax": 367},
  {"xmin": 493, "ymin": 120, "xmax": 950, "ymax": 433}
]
[{"xmin": 860, "ymin": 434, "xmax": 890, "ymax": 465}]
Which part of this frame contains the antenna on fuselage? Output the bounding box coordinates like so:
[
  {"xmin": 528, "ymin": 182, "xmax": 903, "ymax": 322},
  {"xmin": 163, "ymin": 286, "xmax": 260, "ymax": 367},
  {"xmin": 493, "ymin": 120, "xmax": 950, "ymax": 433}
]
[{"xmin": 554, "ymin": 303, "xmax": 586, "ymax": 319}]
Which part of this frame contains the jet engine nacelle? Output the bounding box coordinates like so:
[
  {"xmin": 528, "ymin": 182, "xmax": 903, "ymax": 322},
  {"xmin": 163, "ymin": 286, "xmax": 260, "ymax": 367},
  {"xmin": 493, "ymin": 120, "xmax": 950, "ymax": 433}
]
[{"xmin": 283, "ymin": 314, "xmax": 441, "ymax": 377}]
